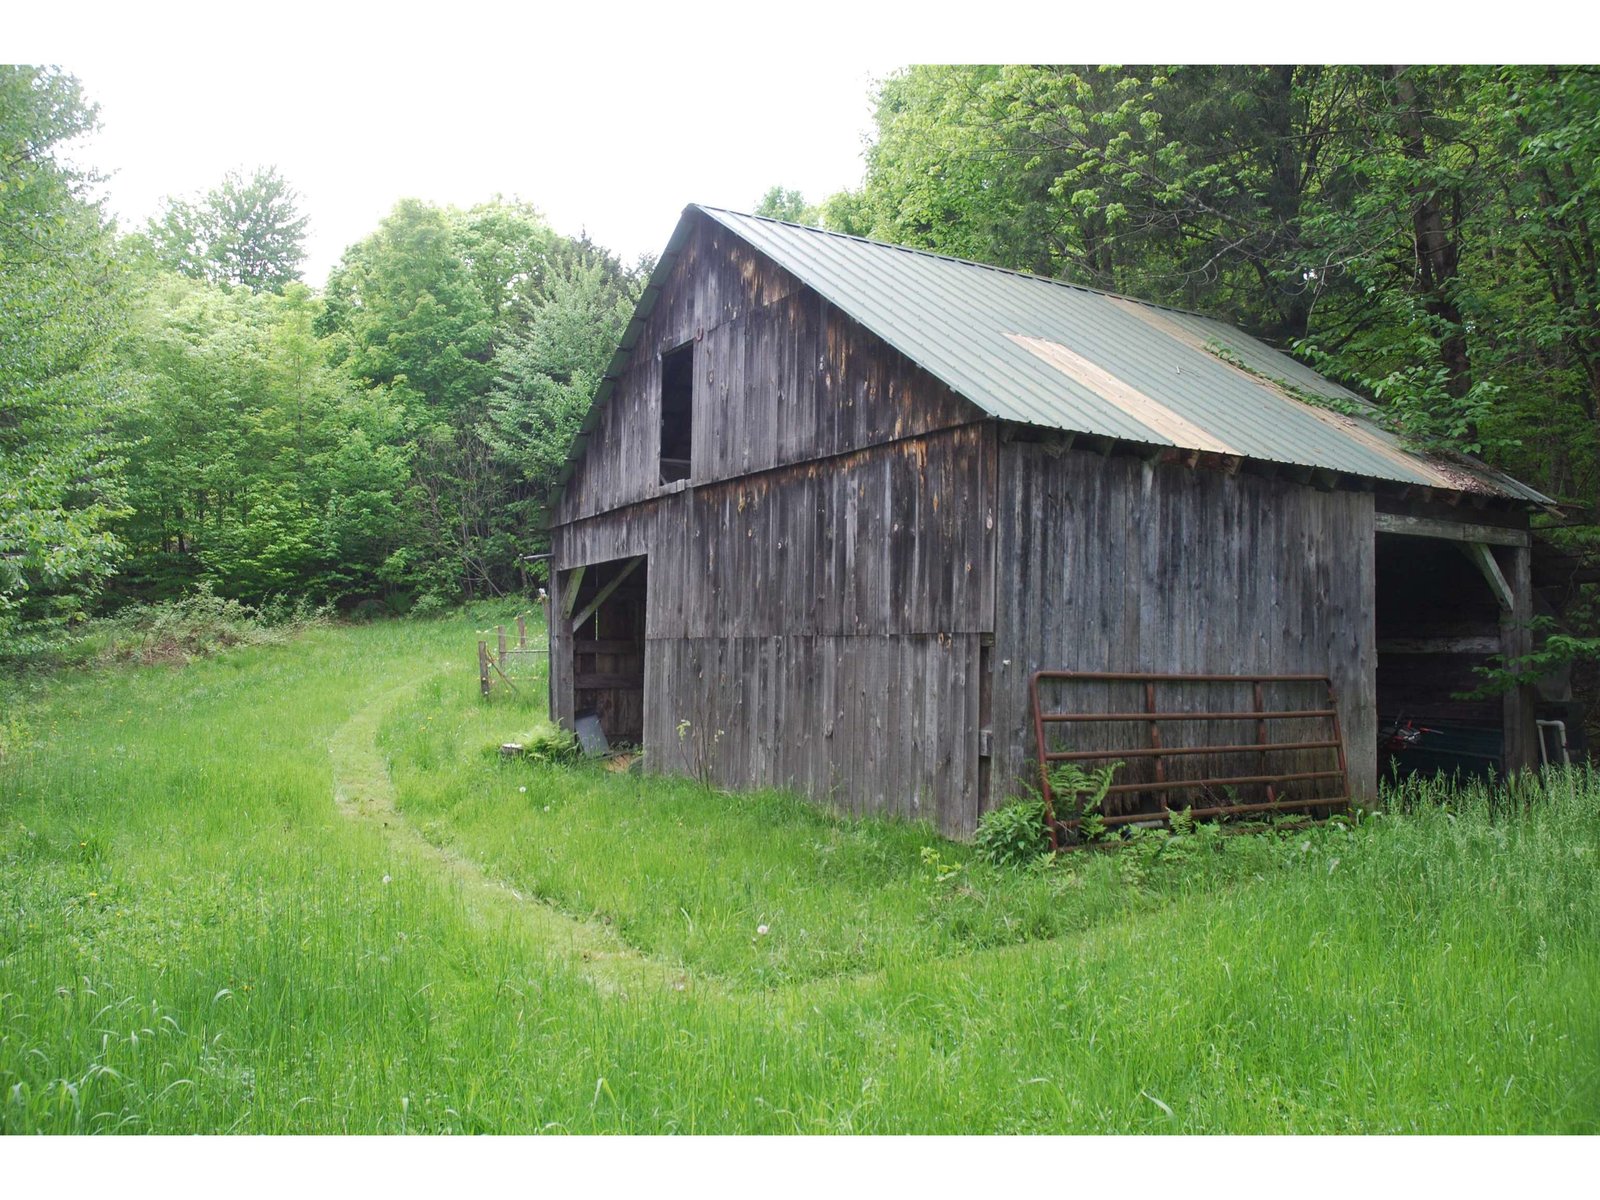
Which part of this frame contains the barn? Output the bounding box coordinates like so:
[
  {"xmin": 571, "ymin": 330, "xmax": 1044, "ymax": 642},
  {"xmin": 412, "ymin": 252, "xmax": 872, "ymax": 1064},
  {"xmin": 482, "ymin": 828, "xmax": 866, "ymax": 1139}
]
[{"xmin": 545, "ymin": 205, "xmax": 1554, "ymax": 837}]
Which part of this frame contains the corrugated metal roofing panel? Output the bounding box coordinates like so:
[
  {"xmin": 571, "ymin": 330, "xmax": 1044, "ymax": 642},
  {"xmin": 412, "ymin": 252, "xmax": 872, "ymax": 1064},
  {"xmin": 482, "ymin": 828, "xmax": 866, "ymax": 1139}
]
[
  {"xmin": 551, "ymin": 204, "xmax": 1551, "ymax": 509},
  {"xmin": 698, "ymin": 206, "xmax": 1550, "ymax": 504}
]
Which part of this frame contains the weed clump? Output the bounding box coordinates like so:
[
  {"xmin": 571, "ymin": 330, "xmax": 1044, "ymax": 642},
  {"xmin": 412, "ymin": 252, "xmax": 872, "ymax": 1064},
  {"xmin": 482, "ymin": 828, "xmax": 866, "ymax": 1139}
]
[
  {"xmin": 973, "ymin": 797, "xmax": 1049, "ymax": 866},
  {"xmin": 490, "ymin": 724, "xmax": 579, "ymax": 764},
  {"xmin": 80, "ymin": 586, "xmax": 328, "ymax": 666}
]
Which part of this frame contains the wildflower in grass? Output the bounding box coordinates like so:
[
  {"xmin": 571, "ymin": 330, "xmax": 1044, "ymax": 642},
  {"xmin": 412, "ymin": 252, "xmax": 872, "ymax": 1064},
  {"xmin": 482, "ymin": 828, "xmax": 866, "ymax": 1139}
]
[
  {"xmin": 519, "ymin": 786, "xmax": 527, "ymax": 793},
  {"xmin": 757, "ymin": 924, "xmax": 769, "ymax": 936},
  {"xmin": 543, "ymin": 806, "xmax": 551, "ymax": 812},
  {"xmin": 382, "ymin": 874, "xmax": 392, "ymax": 885}
]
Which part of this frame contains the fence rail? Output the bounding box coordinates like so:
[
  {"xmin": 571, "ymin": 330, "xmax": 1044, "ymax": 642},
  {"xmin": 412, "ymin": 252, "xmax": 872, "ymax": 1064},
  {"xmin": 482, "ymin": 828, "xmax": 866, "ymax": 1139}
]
[{"xmin": 479, "ymin": 610, "xmax": 550, "ymax": 698}]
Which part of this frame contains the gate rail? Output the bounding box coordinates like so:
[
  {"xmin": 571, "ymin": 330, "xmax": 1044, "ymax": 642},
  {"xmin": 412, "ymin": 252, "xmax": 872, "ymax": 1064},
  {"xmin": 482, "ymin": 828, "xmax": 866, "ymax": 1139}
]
[{"xmin": 1030, "ymin": 670, "xmax": 1350, "ymax": 851}]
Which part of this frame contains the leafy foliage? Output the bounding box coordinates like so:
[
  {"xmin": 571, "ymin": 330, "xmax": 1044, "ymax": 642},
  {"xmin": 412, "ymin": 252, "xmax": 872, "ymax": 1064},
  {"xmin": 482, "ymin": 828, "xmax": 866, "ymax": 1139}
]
[
  {"xmin": 1047, "ymin": 761, "xmax": 1122, "ymax": 844},
  {"xmin": 837, "ymin": 65, "xmax": 1600, "ymax": 511},
  {"xmin": 973, "ymin": 795, "xmax": 1049, "ymax": 866},
  {"xmin": 0, "ymin": 67, "xmax": 131, "ymax": 656},
  {"xmin": 143, "ymin": 166, "xmax": 309, "ymax": 293}
]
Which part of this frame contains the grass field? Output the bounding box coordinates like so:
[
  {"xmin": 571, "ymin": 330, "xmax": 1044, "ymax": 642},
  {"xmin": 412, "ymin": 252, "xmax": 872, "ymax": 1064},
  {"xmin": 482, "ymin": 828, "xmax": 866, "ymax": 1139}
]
[{"xmin": 2, "ymin": 607, "xmax": 1597, "ymax": 1133}]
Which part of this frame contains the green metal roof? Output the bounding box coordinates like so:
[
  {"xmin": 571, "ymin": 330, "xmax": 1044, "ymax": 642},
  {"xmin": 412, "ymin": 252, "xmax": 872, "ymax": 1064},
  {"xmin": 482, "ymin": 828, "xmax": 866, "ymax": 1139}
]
[{"xmin": 554, "ymin": 205, "xmax": 1551, "ymax": 508}]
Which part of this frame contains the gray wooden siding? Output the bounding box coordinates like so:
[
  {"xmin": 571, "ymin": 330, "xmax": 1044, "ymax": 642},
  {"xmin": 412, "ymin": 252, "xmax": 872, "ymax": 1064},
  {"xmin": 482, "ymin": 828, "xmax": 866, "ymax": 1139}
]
[
  {"xmin": 645, "ymin": 634, "xmax": 981, "ymax": 834},
  {"xmin": 557, "ymin": 421, "xmax": 996, "ymax": 637},
  {"xmin": 990, "ymin": 441, "xmax": 1378, "ymax": 807},
  {"xmin": 551, "ymin": 421, "xmax": 996, "ymax": 836},
  {"xmin": 556, "ymin": 215, "xmax": 977, "ymax": 525}
]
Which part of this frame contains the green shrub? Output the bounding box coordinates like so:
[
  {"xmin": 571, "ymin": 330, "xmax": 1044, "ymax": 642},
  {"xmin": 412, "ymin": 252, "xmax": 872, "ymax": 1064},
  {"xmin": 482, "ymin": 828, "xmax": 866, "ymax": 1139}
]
[
  {"xmin": 82, "ymin": 585, "xmax": 327, "ymax": 666},
  {"xmin": 974, "ymin": 796, "xmax": 1050, "ymax": 866}
]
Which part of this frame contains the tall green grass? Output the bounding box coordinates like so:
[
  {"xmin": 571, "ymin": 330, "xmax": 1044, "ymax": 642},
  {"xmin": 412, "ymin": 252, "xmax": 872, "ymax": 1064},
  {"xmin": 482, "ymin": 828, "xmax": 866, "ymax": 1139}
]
[{"xmin": 2, "ymin": 610, "xmax": 1596, "ymax": 1132}]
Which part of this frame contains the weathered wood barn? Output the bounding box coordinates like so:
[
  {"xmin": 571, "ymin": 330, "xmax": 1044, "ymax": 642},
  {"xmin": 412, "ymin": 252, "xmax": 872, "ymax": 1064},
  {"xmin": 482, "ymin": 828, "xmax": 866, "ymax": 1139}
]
[{"xmin": 546, "ymin": 205, "xmax": 1554, "ymax": 836}]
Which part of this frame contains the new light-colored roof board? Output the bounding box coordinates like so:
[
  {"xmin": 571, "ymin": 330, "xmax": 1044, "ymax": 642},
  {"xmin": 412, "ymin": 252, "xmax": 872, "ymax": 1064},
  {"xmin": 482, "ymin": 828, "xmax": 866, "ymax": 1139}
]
[{"xmin": 553, "ymin": 205, "xmax": 1550, "ymax": 507}]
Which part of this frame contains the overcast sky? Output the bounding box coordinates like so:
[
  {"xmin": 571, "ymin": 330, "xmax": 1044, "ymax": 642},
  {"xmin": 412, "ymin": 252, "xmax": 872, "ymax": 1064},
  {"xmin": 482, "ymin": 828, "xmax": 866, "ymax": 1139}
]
[
  {"xmin": 11, "ymin": 5, "xmax": 1565, "ymax": 288},
  {"xmin": 16, "ymin": 5, "xmax": 897, "ymax": 286}
]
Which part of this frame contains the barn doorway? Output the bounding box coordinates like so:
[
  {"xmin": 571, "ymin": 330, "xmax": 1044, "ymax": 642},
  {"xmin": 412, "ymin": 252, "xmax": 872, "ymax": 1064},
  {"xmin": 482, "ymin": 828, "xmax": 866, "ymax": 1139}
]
[
  {"xmin": 1374, "ymin": 529, "xmax": 1521, "ymax": 781},
  {"xmin": 563, "ymin": 555, "xmax": 648, "ymax": 747}
]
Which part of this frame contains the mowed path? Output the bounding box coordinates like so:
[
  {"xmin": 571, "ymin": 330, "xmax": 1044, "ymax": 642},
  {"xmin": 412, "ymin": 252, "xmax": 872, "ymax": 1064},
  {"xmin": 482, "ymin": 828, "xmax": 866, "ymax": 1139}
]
[
  {"xmin": 327, "ymin": 679, "xmax": 701, "ymax": 998},
  {"xmin": 326, "ymin": 674, "xmax": 1080, "ymax": 1008}
]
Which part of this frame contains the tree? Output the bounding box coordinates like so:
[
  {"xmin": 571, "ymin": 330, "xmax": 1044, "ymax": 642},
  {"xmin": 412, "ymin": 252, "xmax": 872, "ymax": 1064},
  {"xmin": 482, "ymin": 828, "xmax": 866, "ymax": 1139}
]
[
  {"xmin": 484, "ymin": 249, "xmax": 638, "ymax": 544},
  {"xmin": 318, "ymin": 198, "xmax": 636, "ymax": 598},
  {"xmin": 146, "ymin": 166, "xmax": 309, "ymax": 293},
  {"xmin": 0, "ymin": 66, "xmax": 130, "ymax": 652},
  {"xmin": 754, "ymin": 186, "xmax": 815, "ymax": 223}
]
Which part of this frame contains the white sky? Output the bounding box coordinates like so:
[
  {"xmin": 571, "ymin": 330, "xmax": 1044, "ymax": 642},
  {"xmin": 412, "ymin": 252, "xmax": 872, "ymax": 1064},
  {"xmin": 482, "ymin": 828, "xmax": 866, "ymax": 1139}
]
[
  {"xmin": 14, "ymin": 5, "xmax": 902, "ymax": 285},
  {"xmin": 9, "ymin": 4, "xmax": 1579, "ymax": 288}
]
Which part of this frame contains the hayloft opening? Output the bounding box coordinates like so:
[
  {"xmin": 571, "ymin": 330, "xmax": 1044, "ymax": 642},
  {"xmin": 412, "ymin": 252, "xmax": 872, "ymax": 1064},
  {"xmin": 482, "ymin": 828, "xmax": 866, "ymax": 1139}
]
[{"xmin": 659, "ymin": 342, "xmax": 694, "ymax": 484}]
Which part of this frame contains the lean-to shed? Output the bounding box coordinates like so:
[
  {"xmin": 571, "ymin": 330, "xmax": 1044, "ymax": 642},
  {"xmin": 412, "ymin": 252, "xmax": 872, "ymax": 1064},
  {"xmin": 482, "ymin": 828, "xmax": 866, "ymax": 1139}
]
[{"xmin": 546, "ymin": 205, "xmax": 1553, "ymax": 836}]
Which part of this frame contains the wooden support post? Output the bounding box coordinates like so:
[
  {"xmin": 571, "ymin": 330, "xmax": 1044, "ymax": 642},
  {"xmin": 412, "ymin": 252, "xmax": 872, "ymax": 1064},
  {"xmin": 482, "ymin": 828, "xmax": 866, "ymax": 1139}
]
[
  {"xmin": 497, "ymin": 625, "xmax": 508, "ymax": 668},
  {"xmin": 562, "ymin": 565, "xmax": 587, "ymax": 619},
  {"xmin": 1500, "ymin": 543, "xmax": 1538, "ymax": 775},
  {"xmin": 478, "ymin": 640, "xmax": 491, "ymax": 697},
  {"xmin": 516, "ymin": 614, "xmax": 526, "ymax": 649}
]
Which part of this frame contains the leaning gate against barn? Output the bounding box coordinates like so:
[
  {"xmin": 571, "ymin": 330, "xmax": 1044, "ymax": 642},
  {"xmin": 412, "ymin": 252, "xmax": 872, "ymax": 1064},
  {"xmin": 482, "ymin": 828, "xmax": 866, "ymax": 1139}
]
[{"xmin": 544, "ymin": 205, "xmax": 1553, "ymax": 837}]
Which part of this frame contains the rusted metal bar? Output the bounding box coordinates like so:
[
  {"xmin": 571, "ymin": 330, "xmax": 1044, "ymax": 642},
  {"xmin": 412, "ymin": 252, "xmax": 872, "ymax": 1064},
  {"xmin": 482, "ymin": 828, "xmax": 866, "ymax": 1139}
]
[
  {"xmin": 1255, "ymin": 680, "xmax": 1277, "ymax": 807},
  {"xmin": 1047, "ymin": 739, "xmax": 1341, "ymax": 762},
  {"xmin": 1030, "ymin": 671, "xmax": 1059, "ymax": 853},
  {"xmin": 1145, "ymin": 681, "xmax": 1166, "ymax": 819},
  {"xmin": 1102, "ymin": 769, "xmax": 1343, "ymax": 796},
  {"xmin": 1040, "ymin": 708, "xmax": 1337, "ymax": 723},
  {"xmin": 1326, "ymin": 679, "xmax": 1351, "ymax": 802},
  {"xmin": 1034, "ymin": 670, "xmax": 1332, "ymax": 684}
]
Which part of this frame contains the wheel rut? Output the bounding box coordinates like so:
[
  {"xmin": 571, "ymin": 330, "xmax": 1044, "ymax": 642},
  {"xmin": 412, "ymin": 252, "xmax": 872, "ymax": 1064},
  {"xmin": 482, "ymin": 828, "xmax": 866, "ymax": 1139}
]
[
  {"xmin": 328, "ymin": 676, "xmax": 1082, "ymax": 1006},
  {"xmin": 327, "ymin": 679, "xmax": 700, "ymax": 999}
]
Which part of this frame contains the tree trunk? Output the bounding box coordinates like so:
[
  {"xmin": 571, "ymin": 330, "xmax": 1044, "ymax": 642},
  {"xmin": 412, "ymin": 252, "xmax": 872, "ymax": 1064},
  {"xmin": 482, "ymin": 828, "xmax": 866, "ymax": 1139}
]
[{"xmin": 1390, "ymin": 67, "xmax": 1473, "ymax": 403}]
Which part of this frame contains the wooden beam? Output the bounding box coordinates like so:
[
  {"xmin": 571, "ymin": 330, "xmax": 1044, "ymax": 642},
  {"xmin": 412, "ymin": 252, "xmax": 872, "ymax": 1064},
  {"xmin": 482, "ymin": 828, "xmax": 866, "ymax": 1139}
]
[
  {"xmin": 1460, "ymin": 542, "xmax": 1515, "ymax": 612},
  {"xmin": 561, "ymin": 565, "xmax": 587, "ymax": 618},
  {"xmin": 569, "ymin": 556, "xmax": 644, "ymax": 633},
  {"xmin": 1374, "ymin": 511, "xmax": 1530, "ymax": 547},
  {"xmin": 1377, "ymin": 636, "xmax": 1502, "ymax": 655},
  {"xmin": 1501, "ymin": 543, "xmax": 1539, "ymax": 774},
  {"xmin": 574, "ymin": 672, "xmax": 645, "ymax": 691}
]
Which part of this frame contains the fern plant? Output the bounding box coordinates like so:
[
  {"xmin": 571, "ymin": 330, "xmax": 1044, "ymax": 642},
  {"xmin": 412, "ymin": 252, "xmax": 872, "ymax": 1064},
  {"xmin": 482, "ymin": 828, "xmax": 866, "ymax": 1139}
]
[{"xmin": 1047, "ymin": 760, "xmax": 1123, "ymax": 844}]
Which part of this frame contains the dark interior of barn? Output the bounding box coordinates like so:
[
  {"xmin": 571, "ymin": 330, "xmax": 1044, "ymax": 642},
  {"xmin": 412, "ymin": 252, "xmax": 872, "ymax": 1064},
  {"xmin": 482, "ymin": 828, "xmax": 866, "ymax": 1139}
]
[
  {"xmin": 568, "ymin": 556, "xmax": 648, "ymax": 747},
  {"xmin": 1375, "ymin": 533, "xmax": 1512, "ymax": 781}
]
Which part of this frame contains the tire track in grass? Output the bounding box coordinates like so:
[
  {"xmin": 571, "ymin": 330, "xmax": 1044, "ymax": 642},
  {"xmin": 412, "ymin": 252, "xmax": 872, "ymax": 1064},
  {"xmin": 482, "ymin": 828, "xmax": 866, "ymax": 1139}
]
[
  {"xmin": 329, "ymin": 676, "xmax": 1127, "ymax": 1006},
  {"xmin": 328, "ymin": 680, "xmax": 702, "ymax": 999}
]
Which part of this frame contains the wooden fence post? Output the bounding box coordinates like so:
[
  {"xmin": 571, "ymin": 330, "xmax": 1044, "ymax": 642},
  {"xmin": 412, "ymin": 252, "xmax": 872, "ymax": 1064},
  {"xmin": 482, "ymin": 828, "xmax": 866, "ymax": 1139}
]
[
  {"xmin": 517, "ymin": 614, "xmax": 526, "ymax": 650},
  {"xmin": 478, "ymin": 640, "xmax": 491, "ymax": 697},
  {"xmin": 497, "ymin": 625, "xmax": 508, "ymax": 669}
]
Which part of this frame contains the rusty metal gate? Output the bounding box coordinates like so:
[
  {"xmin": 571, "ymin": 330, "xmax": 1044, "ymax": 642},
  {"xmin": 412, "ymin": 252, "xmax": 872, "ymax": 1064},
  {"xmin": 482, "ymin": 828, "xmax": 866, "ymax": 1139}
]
[{"xmin": 1030, "ymin": 670, "xmax": 1351, "ymax": 851}]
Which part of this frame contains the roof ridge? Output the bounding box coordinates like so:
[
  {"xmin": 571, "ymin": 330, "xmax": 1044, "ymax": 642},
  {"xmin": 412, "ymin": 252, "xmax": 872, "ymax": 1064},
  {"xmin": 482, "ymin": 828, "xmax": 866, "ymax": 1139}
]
[{"xmin": 691, "ymin": 203, "xmax": 1224, "ymax": 327}]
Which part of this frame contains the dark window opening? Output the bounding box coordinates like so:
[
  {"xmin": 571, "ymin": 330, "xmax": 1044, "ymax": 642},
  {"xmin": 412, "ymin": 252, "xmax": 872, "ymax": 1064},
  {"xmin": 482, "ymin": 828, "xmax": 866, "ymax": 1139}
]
[{"xmin": 659, "ymin": 342, "xmax": 693, "ymax": 484}]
